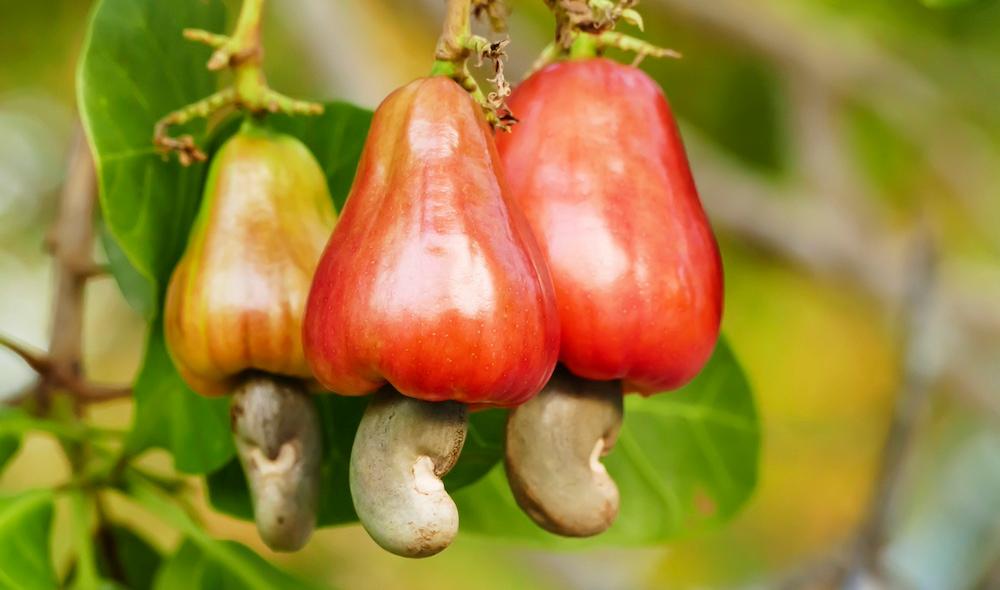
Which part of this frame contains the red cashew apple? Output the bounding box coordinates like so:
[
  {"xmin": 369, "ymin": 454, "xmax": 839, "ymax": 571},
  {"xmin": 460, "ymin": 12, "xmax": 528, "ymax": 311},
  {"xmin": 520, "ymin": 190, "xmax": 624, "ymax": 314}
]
[
  {"xmin": 303, "ymin": 76, "xmax": 560, "ymax": 557},
  {"xmin": 497, "ymin": 58, "xmax": 723, "ymax": 536}
]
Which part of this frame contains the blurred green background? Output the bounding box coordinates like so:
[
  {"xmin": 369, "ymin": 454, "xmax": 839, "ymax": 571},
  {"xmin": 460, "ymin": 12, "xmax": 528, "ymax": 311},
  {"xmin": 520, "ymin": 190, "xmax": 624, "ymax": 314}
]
[{"xmin": 1, "ymin": 0, "xmax": 998, "ymax": 588}]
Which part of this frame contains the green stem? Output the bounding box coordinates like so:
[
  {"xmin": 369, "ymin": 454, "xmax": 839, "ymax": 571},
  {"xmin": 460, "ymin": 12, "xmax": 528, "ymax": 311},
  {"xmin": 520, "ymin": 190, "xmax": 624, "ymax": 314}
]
[
  {"xmin": 156, "ymin": 0, "xmax": 321, "ymax": 163},
  {"xmin": 228, "ymin": 0, "xmax": 269, "ymax": 107},
  {"xmin": 231, "ymin": 0, "xmax": 264, "ymax": 50},
  {"xmin": 69, "ymin": 490, "xmax": 100, "ymax": 589},
  {"xmin": 569, "ymin": 33, "xmax": 598, "ymax": 59}
]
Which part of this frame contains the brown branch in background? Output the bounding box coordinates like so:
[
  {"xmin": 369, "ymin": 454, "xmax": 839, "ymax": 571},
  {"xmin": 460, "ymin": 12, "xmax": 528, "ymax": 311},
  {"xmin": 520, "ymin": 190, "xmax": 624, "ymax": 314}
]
[
  {"xmin": 771, "ymin": 235, "xmax": 940, "ymax": 590},
  {"xmin": 655, "ymin": 0, "xmax": 1000, "ymax": 253},
  {"xmin": 685, "ymin": 130, "xmax": 1000, "ymax": 423},
  {"xmin": 844, "ymin": 232, "xmax": 939, "ymax": 586},
  {"xmin": 1, "ymin": 127, "xmax": 131, "ymax": 413}
]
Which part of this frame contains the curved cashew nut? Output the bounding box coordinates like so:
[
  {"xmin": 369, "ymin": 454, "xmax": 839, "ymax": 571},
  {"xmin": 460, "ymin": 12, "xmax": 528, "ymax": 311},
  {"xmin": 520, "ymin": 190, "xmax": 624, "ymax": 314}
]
[
  {"xmin": 505, "ymin": 370, "xmax": 624, "ymax": 537},
  {"xmin": 231, "ymin": 374, "xmax": 321, "ymax": 552},
  {"xmin": 350, "ymin": 388, "xmax": 468, "ymax": 558}
]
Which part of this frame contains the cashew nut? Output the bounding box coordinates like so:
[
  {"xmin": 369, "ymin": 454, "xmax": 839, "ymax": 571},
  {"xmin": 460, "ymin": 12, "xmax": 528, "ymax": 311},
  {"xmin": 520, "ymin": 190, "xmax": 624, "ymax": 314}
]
[
  {"xmin": 349, "ymin": 388, "xmax": 468, "ymax": 558},
  {"xmin": 504, "ymin": 370, "xmax": 624, "ymax": 537},
  {"xmin": 231, "ymin": 374, "xmax": 321, "ymax": 552}
]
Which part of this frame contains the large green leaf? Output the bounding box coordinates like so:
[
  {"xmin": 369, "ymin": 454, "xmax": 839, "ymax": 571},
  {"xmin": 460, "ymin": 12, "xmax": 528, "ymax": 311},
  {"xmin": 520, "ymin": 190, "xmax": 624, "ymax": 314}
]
[
  {"xmin": 444, "ymin": 408, "xmax": 507, "ymax": 489},
  {"xmin": 96, "ymin": 526, "xmax": 162, "ymax": 590},
  {"xmin": 207, "ymin": 397, "xmax": 505, "ymax": 527},
  {"xmin": 127, "ymin": 474, "xmax": 319, "ymax": 590},
  {"xmin": 126, "ymin": 320, "xmax": 233, "ymax": 474},
  {"xmin": 78, "ymin": 0, "xmax": 224, "ymax": 302},
  {"xmin": 0, "ymin": 491, "xmax": 57, "ymax": 590},
  {"xmin": 920, "ymin": 0, "xmax": 981, "ymax": 7},
  {"xmin": 261, "ymin": 105, "xmax": 373, "ymax": 210},
  {"xmin": 153, "ymin": 540, "xmax": 320, "ymax": 590},
  {"xmin": 454, "ymin": 337, "xmax": 761, "ymax": 546},
  {"xmin": 100, "ymin": 223, "xmax": 156, "ymax": 320}
]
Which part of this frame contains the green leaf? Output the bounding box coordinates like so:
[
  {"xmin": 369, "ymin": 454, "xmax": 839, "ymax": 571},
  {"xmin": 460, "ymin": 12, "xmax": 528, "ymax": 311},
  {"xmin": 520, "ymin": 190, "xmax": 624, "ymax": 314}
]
[
  {"xmin": 69, "ymin": 491, "xmax": 100, "ymax": 590},
  {"xmin": 154, "ymin": 540, "xmax": 321, "ymax": 590},
  {"xmin": 0, "ymin": 491, "xmax": 57, "ymax": 589},
  {"xmin": 78, "ymin": 0, "xmax": 225, "ymax": 304},
  {"xmin": 0, "ymin": 435, "xmax": 19, "ymax": 475},
  {"xmin": 127, "ymin": 474, "xmax": 319, "ymax": 590},
  {"xmin": 0, "ymin": 407, "xmax": 110, "ymax": 445},
  {"xmin": 454, "ymin": 337, "xmax": 761, "ymax": 546},
  {"xmin": 95, "ymin": 526, "xmax": 162, "ymax": 590},
  {"xmin": 207, "ymin": 396, "xmax": 506, "ymax": 527},
  {"xmin": 444, "ymin": 408, "xmax": 506, "ymax": 489},
  {"xmin": 126, "ymin": 320, "xmax": 233, "ymax": 474},
  {"xmin": 920, "ymin": 0, "xmax": 982, "ymax": 7},
  {"xmin": 100, "ymin": 222, "xmax": 156, "ymax": 319},
  {"xmin": 261, "ymin": 104, "xmax": 373, "ymax": 211}
]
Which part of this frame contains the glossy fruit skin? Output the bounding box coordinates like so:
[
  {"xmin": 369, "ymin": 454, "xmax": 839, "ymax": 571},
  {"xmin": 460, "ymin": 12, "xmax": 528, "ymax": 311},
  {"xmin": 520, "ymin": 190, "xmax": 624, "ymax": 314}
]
[
  {"xmin": 165, "ymin": 126, "xmax": 336, "ymax": 396},
  {"xmin": 303, "ymin": 76, "xmax": 559, "ymax": 407},
  {"xmin": 495, "ymin": 58, "xmax": 723, "ymax": 394}
]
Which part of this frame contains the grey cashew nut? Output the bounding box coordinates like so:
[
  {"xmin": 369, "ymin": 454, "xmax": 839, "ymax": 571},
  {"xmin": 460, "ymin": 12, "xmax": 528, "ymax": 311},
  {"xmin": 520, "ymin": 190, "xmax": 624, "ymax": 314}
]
[
  {"xmin": 505, "ymin": 370, "xmax": 624, "ymax": 537},
  {"xmin": 350, "ymin": 388, "xmax": 468, "ymax": 558},
  {"xmin": 231, "ymin": 374, "xmax": 321, "ymax": 552}
]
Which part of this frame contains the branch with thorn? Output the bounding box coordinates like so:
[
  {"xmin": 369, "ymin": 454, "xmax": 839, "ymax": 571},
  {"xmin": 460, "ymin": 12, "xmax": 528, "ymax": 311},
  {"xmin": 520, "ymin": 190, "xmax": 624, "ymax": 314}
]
[{"xmin": 1, "ymin": 131, "xmax": 131, "ymax": 413}]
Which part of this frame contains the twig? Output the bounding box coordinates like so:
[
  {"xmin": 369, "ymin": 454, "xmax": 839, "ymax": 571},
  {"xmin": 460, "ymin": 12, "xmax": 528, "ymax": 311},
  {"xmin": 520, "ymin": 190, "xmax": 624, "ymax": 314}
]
[
  {"xmin": 683, "ymin": 130, "xmax": 1000, "ymax": 421},
  {"xmin": 1, "ymin": 128, "xmax": 131, "ymax": 411},
  {"xmin": 0, "ymin": 336, "xmax": 51, "ymax": 376},
  {"xmin": 653, "ymin": 0, "xmax": 1000, "ymax": 253},
  {"xmin": 843, "ymin": 232, "xmax": 938, "ymax": 586}
]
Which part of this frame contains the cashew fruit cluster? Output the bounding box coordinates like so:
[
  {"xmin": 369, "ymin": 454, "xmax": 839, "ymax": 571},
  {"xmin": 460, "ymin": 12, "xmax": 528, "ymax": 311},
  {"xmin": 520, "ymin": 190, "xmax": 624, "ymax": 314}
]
[{"xmin": 164, "ymin": 57, "xmax": 719, "ymax": 558}]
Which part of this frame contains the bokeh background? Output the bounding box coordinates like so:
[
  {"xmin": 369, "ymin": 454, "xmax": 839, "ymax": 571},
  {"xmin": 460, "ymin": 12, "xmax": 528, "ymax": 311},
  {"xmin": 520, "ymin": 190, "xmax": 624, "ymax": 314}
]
[{"xmin": 2, "ymin": 0, "xmax": 999, "ymax": 588}]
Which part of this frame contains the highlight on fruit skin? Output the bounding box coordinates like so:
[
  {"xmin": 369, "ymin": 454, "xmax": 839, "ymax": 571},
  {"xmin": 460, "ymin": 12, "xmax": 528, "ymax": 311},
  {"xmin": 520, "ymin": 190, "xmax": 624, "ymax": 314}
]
[
  {"xmin": 495, "ymin": 58, "xmax": 724, "ymax": 537},
  {"xmin": 164, "ymin": 124, "xmax": 337, "ymax": 397}
]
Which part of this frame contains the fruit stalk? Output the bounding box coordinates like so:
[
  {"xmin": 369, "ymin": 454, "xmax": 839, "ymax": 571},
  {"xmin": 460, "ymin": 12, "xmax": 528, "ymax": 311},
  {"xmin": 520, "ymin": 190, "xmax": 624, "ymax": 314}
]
[
  {"xmin": 429, "ymin": 0, "xmax": 514, "ymax": 129},
  {"xmin": 153, "ymin": 0, "xmax": 322, "ymax": 164}
]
